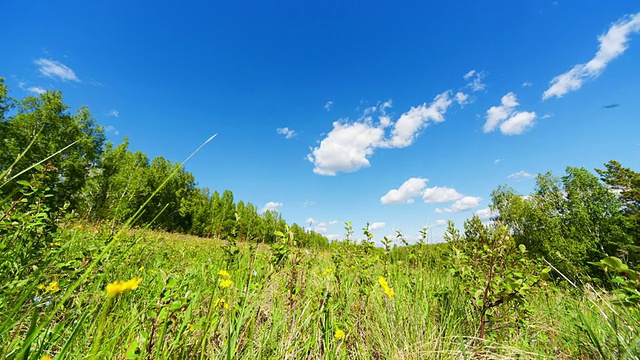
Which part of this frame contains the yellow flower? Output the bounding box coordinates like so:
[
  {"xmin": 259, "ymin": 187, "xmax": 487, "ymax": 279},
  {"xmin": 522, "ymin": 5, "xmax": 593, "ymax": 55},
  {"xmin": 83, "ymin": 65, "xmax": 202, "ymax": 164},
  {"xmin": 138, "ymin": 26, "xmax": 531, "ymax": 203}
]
[
  {"xmin": 214, "ymin": 297, "xmax": 230, "ymax": 310},
  {"xmin": 219, "ymin": 279, "xmax": 233, "ymax": 289},
  {"xmin": 38, "ymin": 284, "xmax": 46, "ymax": 290},
  {"xmin": 334, "ymin": 328, "xmax": 345, "ymax": 340},
  {"xmin": 218, "ymin": 269, "xmax": 231, "ymax": 278},
  {"xmin": 106, "ymin": 277, "xmax": 142, "ymax": 298},
  {"xmin": 45, "ymin": 281, "xmax": 59, "ymax": 292},
  {"xmin": 378, "ymin": 276, "xmax": 394, "ymax": 299},
  {"xmin": 138, "ymin": 266, "xmax": 145, "ymax": 272},
  {"xmin": 323, "ymin": 268, "xmax": 333, "ymax": 276},
  {"xmin": 187, "ymin": 323, "xmax": 195, "ymax": 332},
  {"xmin": 41, "ymin": 356, "xmax": 52, "ymax": 360}
]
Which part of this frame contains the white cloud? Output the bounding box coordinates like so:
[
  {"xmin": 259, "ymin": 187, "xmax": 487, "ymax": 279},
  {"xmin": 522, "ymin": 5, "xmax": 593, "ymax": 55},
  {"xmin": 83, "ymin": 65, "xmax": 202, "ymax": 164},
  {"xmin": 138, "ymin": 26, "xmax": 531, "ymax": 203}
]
[
  {"xmin": 109, "ymin": 109, "xmax": 119, "ymax": 118},
  {"xmin": 277, "ymin": 127, "xmax": 297, "ymax": 139},
  {"xmin": 370, "ymin": 222, "xmax": 386, "ymax": 230},
  {"xmin": 475, "ymin": 207, "xmax": 497, "ymax": 221},
  {"xmin": 27, "ymin": 86, "xmax": 46, "ymax": 95},
  {"xmin": 433, "ymin": 219, "xmax": 447, "ymax": 227},
  {"xmin": 34, "ymin": 58, "xmax": 79, "ymax": 82},
  {"xmin": 260, "ymin": 201, "xmax": 283, "ymax": 213},
  {"xmin": 309, "ymin": 92, "xmax": 456, "ymax": 175},
  {"xmin": 303, "ymin": 200, "xmax": 315, "ymax": 207},
  {"xmin": 422, "ymin": 186, "xmax": 464, "ymax": 204},
  {"xmin": 522, "ymin": 81, "xmax": 533, "ymax": 87},
  {"xmin": 329, "ymin": 220, "xmax": 339, "ymax": 225},
  {"xmin": 305, "ymin": 217, "xmax": 316, "ymax": 224},
  {"xmin": 324, "ymin": 101, "xmax": 333, "ymax": 111},
  {"xmin": 307, "ymin": 120, "xmax": 385, "ymax": 175},
  {"xmin": 543, "ymin": 12, "xmax": 640, "ymax": 100},
  {"xmin": 455, "ymin": 92, "xmax": 469, "ymax": 106},
  {"xmin": 484, "ymin": 92, "xmax": 537, "ymax": 135},
  {"xmin": 507, "ymin": 170, "xmax": 534, "ymax": 180},
  {"xmin": 541, "ymin": 113, "xmax": 554, "ymax": 119},
  {"xmin": 380, "ymin": 177, "xmax": 428, "ymax": 205},
  {"xmin": 385, "ymin": 91, "xmax": 453, "ymax": 148},
  {"xmin": 443, "ymin": 196, "xmax": 482, "ymax": 213},
  {"xmin": 493, "ymin": 159, "xmax": 502, "ymax": 164},
  {"xmin": 315, "ymin": 223, "xmax": 328, "ymax": 233},
  {"xmin": 464, "ymin": 69, "xmax": 486, "ymax": 92},
  {"xmin": 104, "ymin": 125, "xmax": 119, "ymax": 135},
  {"xmin": 434, "ymin": 208, "xmax": 444, "ymax": 213}
]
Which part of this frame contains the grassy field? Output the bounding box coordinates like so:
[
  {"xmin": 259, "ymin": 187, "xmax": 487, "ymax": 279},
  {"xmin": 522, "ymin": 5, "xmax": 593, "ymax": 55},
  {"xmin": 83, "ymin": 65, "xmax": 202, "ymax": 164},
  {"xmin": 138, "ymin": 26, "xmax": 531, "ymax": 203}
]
[{"xmin": 1, "ymin": 223, "xmax": 639, "ymax": 359}]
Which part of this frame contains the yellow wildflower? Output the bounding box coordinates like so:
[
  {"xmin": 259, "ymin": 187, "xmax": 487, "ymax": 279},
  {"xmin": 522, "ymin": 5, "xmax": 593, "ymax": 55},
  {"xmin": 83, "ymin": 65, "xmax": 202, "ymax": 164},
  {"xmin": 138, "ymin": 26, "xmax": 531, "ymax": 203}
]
[
  {"xmin": 218, "ymin": 269, "xmax": 231, "ymax": 278},
  {"xmin": 323, "ymin": 268, "xmax": 333, "ymax": 276},
  {"xmin": 219, "ymin": 279, "xmax": 233, "ymax": 289},
  {"xmin": 187, "ymin": 323, "xmax": 195, "ymax": 332},
  {"xmin": 45, "ymin": 281, "xmax": 59, "ymax": 292},
  {"xmin": 214, "ymin": 297, "xmax": 230, "ymax": 310},
  {"xmin": 106, "ymin": 277, "xmax": 142, "ymax": 298},
  {"xmin": 41, "ymin": 355, "xmax": 52, "ymax": 360},
  {"xmin": 334, "ymin": 328, "xmax": 345, "ymax": 340},
  {"xmin": 378, "ymin": 276, "xmax": 394, "ymax": 299},
  {"xmin": 38, "ymin": 284, "xmax": 46, "ymax": 290},
  {"xmin": 138, "ymin": 266, "xmax": 145, "ymax": 272}
]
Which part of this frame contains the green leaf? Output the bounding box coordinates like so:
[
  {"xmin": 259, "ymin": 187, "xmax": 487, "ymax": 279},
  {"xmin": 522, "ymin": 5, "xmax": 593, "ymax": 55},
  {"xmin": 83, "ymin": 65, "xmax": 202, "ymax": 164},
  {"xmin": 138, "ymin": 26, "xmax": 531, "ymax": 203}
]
[{"xmin": 125, "ymin": 340, "xmax": 139, "ymax": 359}]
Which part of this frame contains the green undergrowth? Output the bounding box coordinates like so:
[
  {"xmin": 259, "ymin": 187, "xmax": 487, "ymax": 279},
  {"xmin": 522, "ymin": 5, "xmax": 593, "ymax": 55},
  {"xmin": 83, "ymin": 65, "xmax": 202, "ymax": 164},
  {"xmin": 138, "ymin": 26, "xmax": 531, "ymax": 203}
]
[{"xmin": 1, "ymin": 224, "xmax": 638, "ymax": 359}]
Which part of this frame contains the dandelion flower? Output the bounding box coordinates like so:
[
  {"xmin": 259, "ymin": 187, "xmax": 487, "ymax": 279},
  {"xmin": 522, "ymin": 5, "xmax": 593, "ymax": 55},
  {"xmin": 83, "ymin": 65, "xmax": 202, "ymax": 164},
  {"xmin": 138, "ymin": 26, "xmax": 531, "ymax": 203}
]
[
  {"xmin": 45, "ymin": 281, "xmax": 59, "ymax": 292},
  {"xmin": 219, "ymin": 279, "xmax": 233, "ymax": 289},
  {"xmin": 106, "ymin": 277, "xmax": 142, "ymax": 298},
  {"xmin": 41, "ymin": 355, "xmax": 52, "ymax": 360},
  {"xmin": 214, "ymin": 297, "xmax": 230, "ymax": 310},
  {"xmin": 323, "ymin": 268, "xmax": 333, "ymax": 276},
  {"xmin": 334, "ymin": 328, "xmax": 345, "ymax": 340},
  {"xmin": 218, "ymin": 269, "xmax": 231, "ymax": 278},
  {"xmin": 38, "ymin": 284, "xmax": 46, "ymax": 290},
  {"xmin": 187, "ymin": 323, "xmax": 195, "ymax": 332},
  {"xmin": 138, "ymin": 266, "xmax": 144, "ymax": 272}
]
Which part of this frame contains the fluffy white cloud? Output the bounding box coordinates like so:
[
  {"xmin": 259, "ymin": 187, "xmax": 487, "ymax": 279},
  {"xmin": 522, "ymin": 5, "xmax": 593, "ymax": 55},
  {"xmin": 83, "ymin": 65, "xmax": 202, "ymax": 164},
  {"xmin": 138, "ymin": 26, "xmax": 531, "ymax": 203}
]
[
  {"xmin": 305, "ymin": 217, "xmax": 316, "ymax": 224},
  {"xmin": 464, "ymin": 69, "xmax": 486, "ymax": 92},
  {"xmin": 277, "ymin": 127, "xmax": 297, "ymax": 139},
  {"xmin": 27, "ymin": 86, "xmax": 46, "ymax": 95},
  {"xmin": 260, "ymin": 201, "xmax": 283, "ymax": 213},
  {"xmin": 308, "ymin": 92, "xmax": 456, "ymax": 175},
  {"xmin": 307, "ymin": 120, "xmax": 385, "ymax": 175},
  {"xmin": 324, "ymin": 101, "xmax": 333, "ymax": 110},
  {"xmin": 34, "ymin": 58, "xmax": 79, "ymax": 82},
  {"xmin": 455, "ymin": 92, "xmax": 469, "ymax": 106},
  {"xmin": 543, "ymin": 12, "xmax": 640, "ymax": 100},
  {"xmin": 369, "ymin": 222, "xmax": 386, "ymax": 230},
  {"xmin": 380, "ymin": 177, "xmax": 428, "ymax": 205},
  {"xmin": 422, "ymin": 186, "xmax": 464, "ymax": 204},
  {"xmin": 475, "ymin": 207, "xmax": 497, "ymax": 221},
  {"xmin": 385, "ymin": 91, "xmax": 453, "ymax": 148},
  {"xmin": 507, "ymin": 170, "xmax": 534, "ymax": 180},
  {"xmin": 329, "ymin": 220, "xmax": 339, "ymax": 225},
  {"xmin": 484, "ymin": 92, "xmax": 536, "ymax": 135},
  {"xmin": 443, "ymin": 196, "xmax": 482, "ymax": 213},
  {"xmin": 315, "ymin": 223, "xmax": 328, "ymax": 233}
]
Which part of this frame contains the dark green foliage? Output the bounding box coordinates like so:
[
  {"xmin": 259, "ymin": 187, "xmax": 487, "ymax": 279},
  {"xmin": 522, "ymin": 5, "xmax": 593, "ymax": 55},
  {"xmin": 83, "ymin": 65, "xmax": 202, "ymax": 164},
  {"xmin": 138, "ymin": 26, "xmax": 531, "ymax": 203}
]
[{"xmin": 491, "ymin": 167, "xmax": 631, "ymax": 282}]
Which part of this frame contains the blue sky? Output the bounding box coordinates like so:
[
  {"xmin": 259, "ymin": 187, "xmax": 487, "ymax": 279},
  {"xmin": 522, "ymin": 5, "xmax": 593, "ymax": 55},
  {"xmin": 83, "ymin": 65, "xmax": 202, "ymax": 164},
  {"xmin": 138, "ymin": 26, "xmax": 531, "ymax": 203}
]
[{"xmin": 2, "ymin": 1, "xmax": 639, "ymax": 243}]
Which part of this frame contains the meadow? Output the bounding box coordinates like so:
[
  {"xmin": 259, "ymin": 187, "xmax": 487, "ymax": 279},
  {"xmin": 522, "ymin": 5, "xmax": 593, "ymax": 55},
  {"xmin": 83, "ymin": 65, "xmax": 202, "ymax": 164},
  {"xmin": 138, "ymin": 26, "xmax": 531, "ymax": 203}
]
[{"xmin": 1, "ymin": 220, "xmax": 638, "ymax": 359}]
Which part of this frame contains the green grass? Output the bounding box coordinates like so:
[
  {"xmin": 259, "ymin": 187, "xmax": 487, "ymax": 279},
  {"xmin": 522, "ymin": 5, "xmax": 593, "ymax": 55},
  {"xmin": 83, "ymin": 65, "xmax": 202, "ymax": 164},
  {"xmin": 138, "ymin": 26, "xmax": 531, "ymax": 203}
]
[{"xmin": 1, "ymin": 224, "xmax": 638, "ymax": 359}]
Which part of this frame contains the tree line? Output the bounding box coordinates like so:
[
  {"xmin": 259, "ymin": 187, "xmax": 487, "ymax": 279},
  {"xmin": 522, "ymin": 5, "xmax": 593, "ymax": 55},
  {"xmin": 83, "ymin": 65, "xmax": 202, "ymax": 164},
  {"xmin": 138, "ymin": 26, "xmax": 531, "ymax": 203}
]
[{"xmin": 0, "ymin": 78, "xmax": 329, "ymax": 248}]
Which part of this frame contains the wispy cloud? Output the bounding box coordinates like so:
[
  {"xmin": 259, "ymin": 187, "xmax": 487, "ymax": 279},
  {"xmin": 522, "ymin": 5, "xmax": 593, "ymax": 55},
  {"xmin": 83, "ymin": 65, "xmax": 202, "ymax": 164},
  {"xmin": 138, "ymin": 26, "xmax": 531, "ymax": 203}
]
[
  {"xmin": 455, "ymin": 92, "xmax": 469, "ymax": 106},
  {"xmin": 34, "ymin": 58, "xmax": 80, "ymax": 82},
  {"xmin": 104, "ymin": 125, "xmax": 119, "ymax": 135},
  {"xmin": 380, "ymin": 177, "xmax": 428, "ymax": 205},
  {"xmin": 369, "ymin": 222, "xmax": 386, "ymax": 230},
  {"xmin": 543, "ymin": 12, "xmax": 640, "ymax": 100},
  {"xmin": 433, "ymin": 219, "xmax": 447, "ymax": 227},
  {"xmin": 260, "ymin": 201, "xmax": 283, "ymax": 213},
  {"xmin": 475, "ymin": 207, "xmax": 497, "ymax": 221},
  {"xmin": 493, "ymin": 158, "xmax": 502, "ymax": 164},
  {"xmin": 484, "ymin": 92, "xmax": 536, "ymax": 135},
  {"xmin": 277, "ymin": 127, "xmax": 297, "ymax": 139},
  {"xmin": 324, "ymin": 101, "xmax": 333, "ymax": 111},
  {"xmin": 108, "ymin": 109, "xmax": 119, "ymax": 118},
  {"xmin": 308, "ymin": 92, "xmax": 456, "ymax": 175},
  {"xmin": 507, "ymin": 170, "xmax": 534, "ymax": 180},
  {"xmin": 464, "ymin": 69, "xmax": 486, "ymax": 92},
  {"xmin": 27, "ymin": 86, "xmax": 46, "ymax": 95},
  {"xmin": 522, "ymin": 81, "xmax": 533, "ymax": 87}
]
